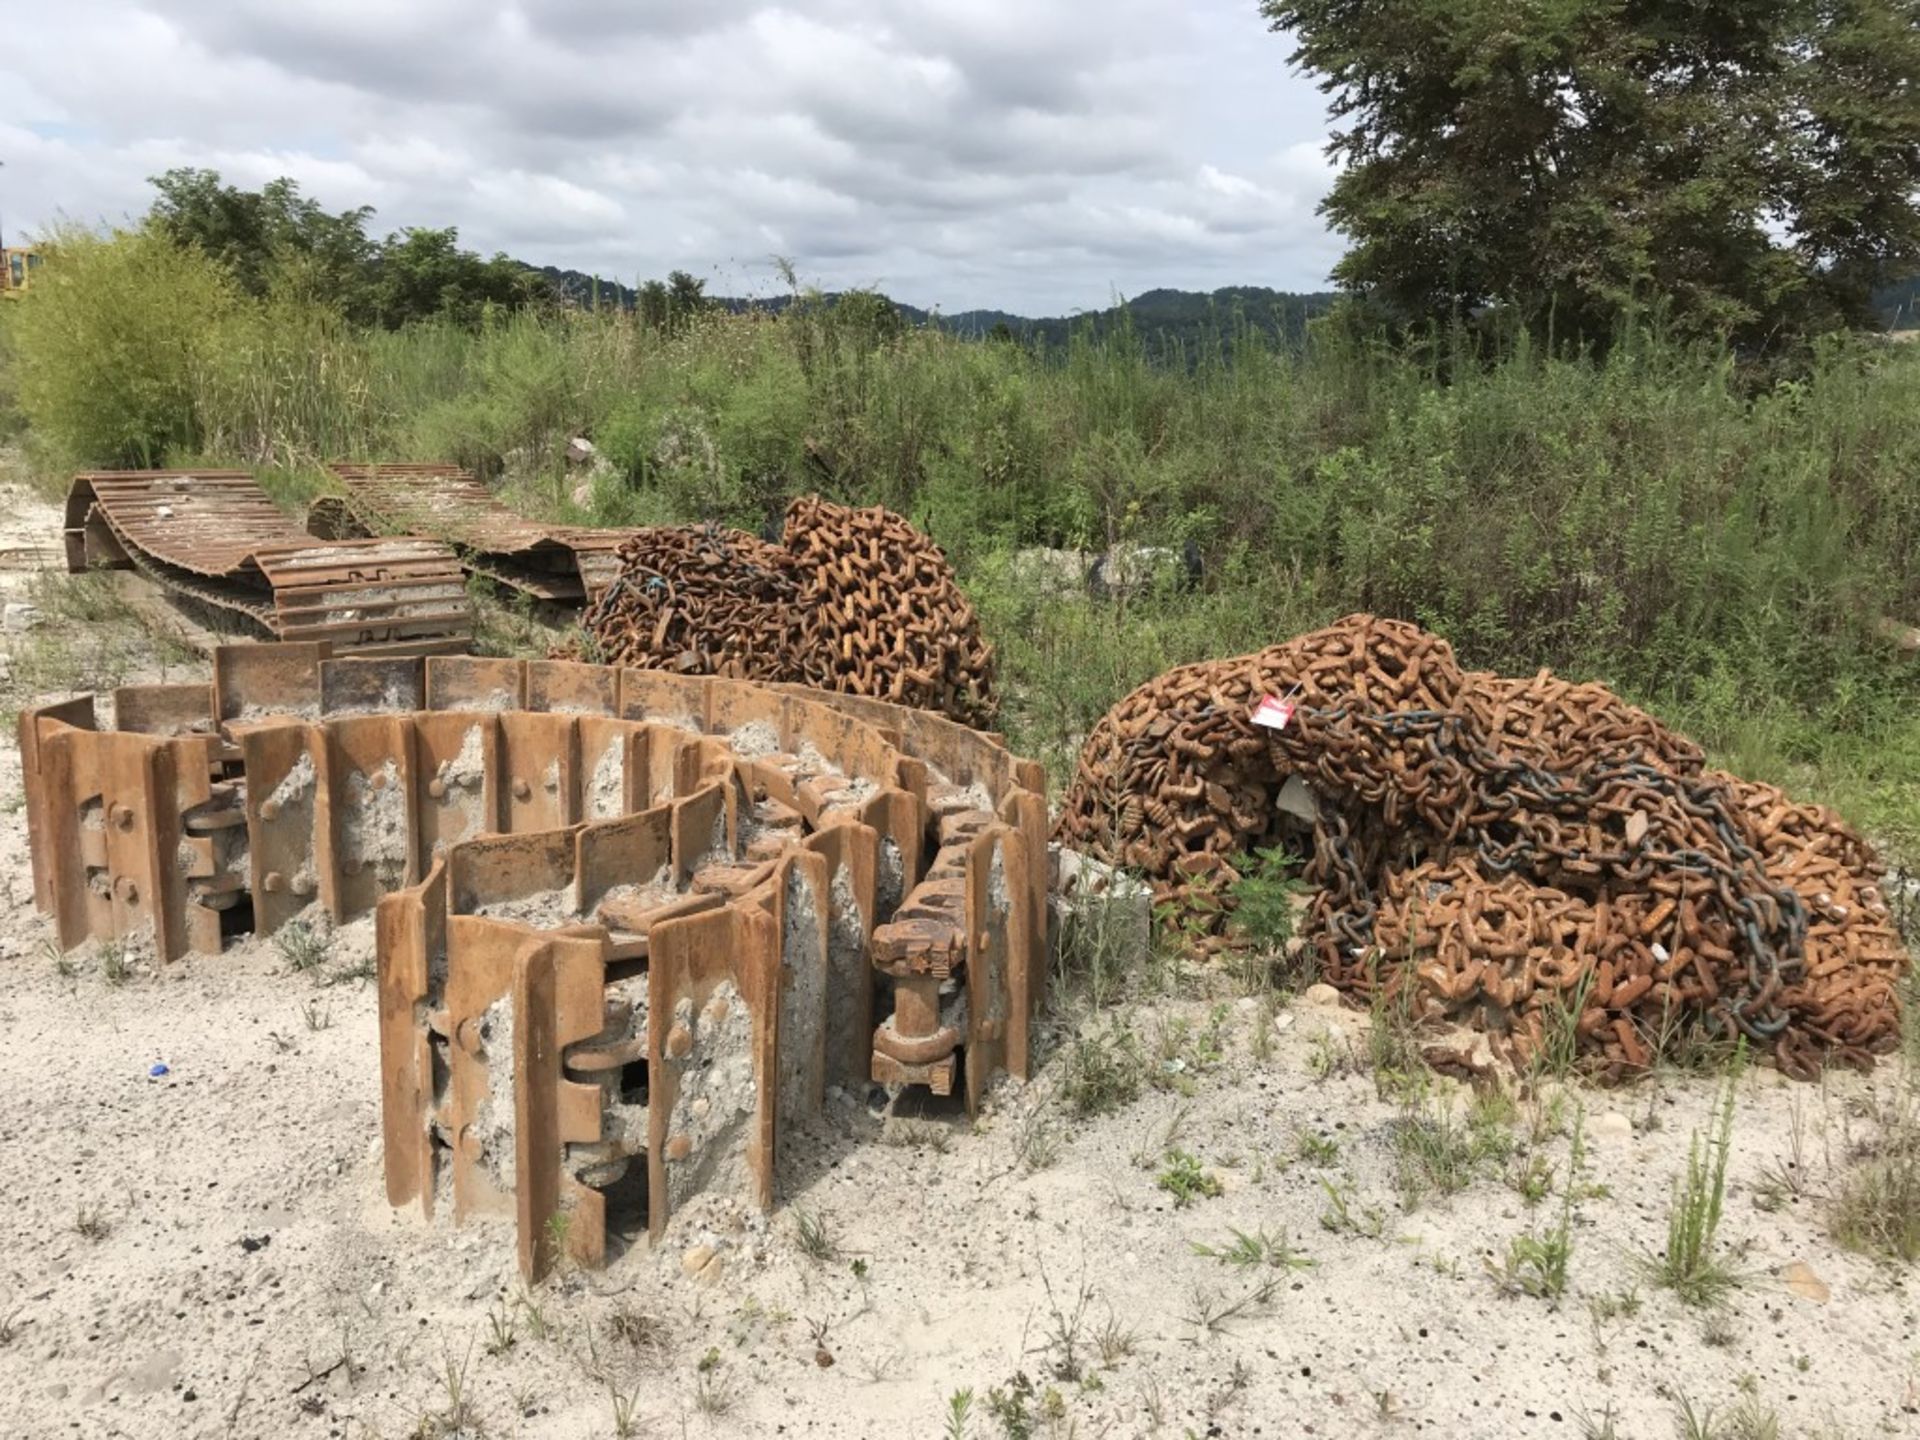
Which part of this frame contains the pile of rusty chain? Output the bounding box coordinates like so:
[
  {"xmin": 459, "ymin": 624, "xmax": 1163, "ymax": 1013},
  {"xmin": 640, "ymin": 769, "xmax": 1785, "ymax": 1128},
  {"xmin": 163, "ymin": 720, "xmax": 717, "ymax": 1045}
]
[
  {"xmin": 581, "ymin": 524, "xmax": 802, "ymax": 679},
  {"xmin": 580, "ymin": 498, "xmax": 997, "ymax": 725},
  {"xmin": 782, "ymin": 496, "xmax": 997, "ymax": 727},
  {"xmin": 1057, "ymin": 614, "xmax": 1909, "ymax": 1077}
]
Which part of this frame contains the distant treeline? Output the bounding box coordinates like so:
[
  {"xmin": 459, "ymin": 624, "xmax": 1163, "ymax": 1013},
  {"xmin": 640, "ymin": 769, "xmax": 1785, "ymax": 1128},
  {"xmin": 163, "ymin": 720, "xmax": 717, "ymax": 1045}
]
[{"xmin": 529, "ymin": 266, "xmax": 1342, "ymax": 357}]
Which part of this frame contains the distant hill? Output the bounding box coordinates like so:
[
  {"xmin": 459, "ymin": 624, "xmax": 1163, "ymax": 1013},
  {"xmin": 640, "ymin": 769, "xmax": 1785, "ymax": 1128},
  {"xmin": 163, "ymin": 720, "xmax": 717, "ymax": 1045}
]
[{"xmin": 522, "ymin": 265, "xmax": 1342, "ymax": 355}]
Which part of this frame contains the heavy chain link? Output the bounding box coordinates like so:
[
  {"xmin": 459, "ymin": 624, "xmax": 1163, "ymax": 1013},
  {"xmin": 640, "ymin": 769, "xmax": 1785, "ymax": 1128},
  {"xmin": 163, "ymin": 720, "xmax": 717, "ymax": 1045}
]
[
  {"xmin": 1058, "ymin": 615, "xmax": 1909, "ymax": 1078},
  {"xmin": 580, "ymin": 498, "xmax": 996, "ymax": 726}
]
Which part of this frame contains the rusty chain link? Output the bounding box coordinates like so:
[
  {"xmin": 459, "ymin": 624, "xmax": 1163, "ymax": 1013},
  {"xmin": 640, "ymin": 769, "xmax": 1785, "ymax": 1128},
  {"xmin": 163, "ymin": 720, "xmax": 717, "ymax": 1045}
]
[
  {"xmin": 1058, "ymin": 615, "xmax": 1909, "ymax": 1078},
  {"xmin": 580, "ymin": 497, "xmax": 996, "ymax": 726}
]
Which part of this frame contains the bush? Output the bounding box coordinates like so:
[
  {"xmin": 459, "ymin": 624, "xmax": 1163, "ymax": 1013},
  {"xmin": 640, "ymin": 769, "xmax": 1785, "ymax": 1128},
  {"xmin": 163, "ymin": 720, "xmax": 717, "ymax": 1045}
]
[{"xmin": 2, "ymin": 225, "xmax": 241, "ymax": 468}]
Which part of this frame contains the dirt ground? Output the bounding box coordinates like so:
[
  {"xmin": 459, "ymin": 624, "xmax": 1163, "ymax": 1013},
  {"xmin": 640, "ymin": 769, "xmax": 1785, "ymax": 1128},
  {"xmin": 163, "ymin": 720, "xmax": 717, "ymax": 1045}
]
[{"xmin": 1, "ymin": 472, "xmax": 1917, "ymax": 1440}]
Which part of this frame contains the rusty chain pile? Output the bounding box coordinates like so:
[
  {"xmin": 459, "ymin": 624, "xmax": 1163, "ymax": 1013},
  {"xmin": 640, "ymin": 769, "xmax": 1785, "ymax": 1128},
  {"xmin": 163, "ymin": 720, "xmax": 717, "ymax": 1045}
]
[
  {"xmin": 580, "ymin": 524, "xmax": 801, "ymax": 680},
  {"xmin": 1058, "ymin": 615, "xmax": 1909, "ymax": 1077},
  {"xmin": 781, "ymin": 496, "xmax": 997, "ymax": 727},
  {"xmin": 580, "ymin": 497, "xmax": 996, "ymax": 726}
]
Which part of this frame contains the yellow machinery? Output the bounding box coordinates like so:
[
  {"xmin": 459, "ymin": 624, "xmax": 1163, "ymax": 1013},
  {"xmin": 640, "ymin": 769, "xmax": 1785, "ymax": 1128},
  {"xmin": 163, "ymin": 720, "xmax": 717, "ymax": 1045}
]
[{"xmin": 1, "ymin": 246, "xmax": 41, "ymax": 299}]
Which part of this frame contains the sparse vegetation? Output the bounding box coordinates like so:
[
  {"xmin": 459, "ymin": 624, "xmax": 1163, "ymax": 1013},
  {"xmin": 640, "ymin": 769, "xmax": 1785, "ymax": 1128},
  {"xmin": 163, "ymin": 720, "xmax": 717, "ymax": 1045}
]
[
  {"xmin": 1062, "ymin": 1020, "xmax": 1144, "ymax": 1118},
  {"xmin": 1491, "ymin": 1109, "xmax": 1585, "ymax": 1301},
  {"xmin": 793, "ymin": 1209, "xmax": 837, "ymax": 1263},
  {"xmin": 1154, "ymin": 1149, "xmax": 1222, "ymax": 1208},
  {"xmin": 276, "ymin": 919, "xmax": 331, "ymax": 973},
  {"xmin": 1191, "ymin": 1226, "xmax": 1312, "ymax": 1271},
  {"xmin": 1829, "ymin": 1090, "xmax": 1920, "ymax": 1263},
  {"xmin": 1652, "ymin": 1049, "xmax": 1745, "ymax": 1306},
  {"xmin": 73, "ymin": 1204, "xmax": 110, "ymax": 1241}
]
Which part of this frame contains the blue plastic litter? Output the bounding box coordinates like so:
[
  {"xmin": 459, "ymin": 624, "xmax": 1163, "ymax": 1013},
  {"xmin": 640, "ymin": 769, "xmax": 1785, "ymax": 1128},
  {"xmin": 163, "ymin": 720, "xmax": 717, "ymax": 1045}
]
[{"xmin": 149, "ymin": 1063, "xmax": 170, "ymax": 1077}]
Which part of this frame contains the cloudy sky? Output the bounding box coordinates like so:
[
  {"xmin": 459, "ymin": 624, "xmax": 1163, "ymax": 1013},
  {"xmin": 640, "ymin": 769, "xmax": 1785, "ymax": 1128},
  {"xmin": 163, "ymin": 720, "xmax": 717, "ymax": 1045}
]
[{"xmin": 0, "ymin": 1, "xmax": 1341, "ymax": 315}]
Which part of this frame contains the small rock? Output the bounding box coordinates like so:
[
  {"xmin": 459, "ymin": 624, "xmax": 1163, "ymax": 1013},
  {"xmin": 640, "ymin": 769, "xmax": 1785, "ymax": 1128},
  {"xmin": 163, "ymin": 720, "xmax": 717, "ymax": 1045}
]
[
  {"xmin": 680, "ymin": 1244, "xmax": 715, "ymax": 1277},
  {"xmin": 1591, "ymin": 1112, "xmax": 1633, "ymax": 1143},
  {"xmin": 1781, "ymin": 1260, "xmax": 1830, "ymax": 1303},
  {"xmin": 1302, "ymin": 983, "xmax": 1342, "ymax": 1008},
  {"xmin": 692, "ymin": 1252, "xmax": 726, "ymax": 1288},
  {"xmin": 3, "ymin": 601, "xmax": 43, "ymax": 633}
]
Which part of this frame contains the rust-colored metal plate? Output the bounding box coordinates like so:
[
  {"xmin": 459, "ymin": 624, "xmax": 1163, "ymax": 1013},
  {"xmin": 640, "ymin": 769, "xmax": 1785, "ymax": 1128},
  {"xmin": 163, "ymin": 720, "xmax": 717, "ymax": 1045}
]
[
  {"xmin": 323, "ymin": 463, "xmax": 637, "ymax": 604},
  {"xmin": 66, "ymin": 471, "xmax": 472, "ymax": 655}
]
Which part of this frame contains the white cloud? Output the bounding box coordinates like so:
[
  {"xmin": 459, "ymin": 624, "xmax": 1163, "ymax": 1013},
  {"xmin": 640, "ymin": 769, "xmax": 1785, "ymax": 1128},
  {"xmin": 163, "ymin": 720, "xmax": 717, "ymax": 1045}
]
[{"xmin": 0, "ymin": 0, "xmax": 1343, "ymax": 312}]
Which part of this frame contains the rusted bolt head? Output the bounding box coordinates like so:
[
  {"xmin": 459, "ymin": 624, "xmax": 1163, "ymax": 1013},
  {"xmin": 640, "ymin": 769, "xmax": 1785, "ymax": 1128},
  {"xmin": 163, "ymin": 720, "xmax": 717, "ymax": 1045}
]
[
  {"xmin": 455, "ymin": 1018, "xmax": 483, "ymax": 1054},
  {"xmin": 427, "ymin": 778, "xmax": 447, "ymax": 800},
  {"xmin": 664, "ymin": 1134, "xmax": 693, "ymax": 1162},
  {"xmin": 369, "ymin": 772, "xmax": 388, "ymax": 792},
  {"xmin": 260, "ymin": 799, "xmax": 281, "ymax": 821},
  {"xmin": 262, "ymin": 871, "xmax": 285, "ymax": 894},
  {"xmin": 513, "ymin": 778, "xmax": 532, "ymax": 802},
  {"xmin": 111, "ymin": 805, "xmax": 135, "ymax": 830},
  {"xmin": 665, "ymin": 1023, "xmax": 694, "ymax": 1059}
]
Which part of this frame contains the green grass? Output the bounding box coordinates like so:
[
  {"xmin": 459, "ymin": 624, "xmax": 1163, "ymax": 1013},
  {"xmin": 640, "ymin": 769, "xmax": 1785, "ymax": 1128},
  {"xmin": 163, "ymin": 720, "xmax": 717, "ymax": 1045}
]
[
  {"xmin": 5, "ymin": 227, "xmax": 1919, "ymax": 862},
  {"xmin": 1651, "ymin": 1050, "xmax": 1746, "ymax": 1306}
]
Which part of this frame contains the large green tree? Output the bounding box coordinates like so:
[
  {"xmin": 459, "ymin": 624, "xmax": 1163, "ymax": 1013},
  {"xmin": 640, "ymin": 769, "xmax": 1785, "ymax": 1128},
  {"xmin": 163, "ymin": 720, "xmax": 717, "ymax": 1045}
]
[
  {"xmin": 146, "ymin": 169, "xmax": 543, "ymax": 328},
  {"xmin": 1261, "ymin": 0, "xmax": 1920, "ymax": 347}
]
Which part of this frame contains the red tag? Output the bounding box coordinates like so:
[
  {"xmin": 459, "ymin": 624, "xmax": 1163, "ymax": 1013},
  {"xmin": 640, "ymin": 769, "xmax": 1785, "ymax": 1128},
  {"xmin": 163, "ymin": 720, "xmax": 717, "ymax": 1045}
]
[{"xmin": 1251, "ymin": 695, "xmax": 1295, "ymax": 731}]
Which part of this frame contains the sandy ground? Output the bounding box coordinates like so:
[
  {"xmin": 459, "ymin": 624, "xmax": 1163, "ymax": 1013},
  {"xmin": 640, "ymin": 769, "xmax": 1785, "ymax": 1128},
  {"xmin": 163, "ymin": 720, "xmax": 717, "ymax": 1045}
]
[{"xmin": 1, "ymin": 473, "xmax": 1917, "ymax": 1440}]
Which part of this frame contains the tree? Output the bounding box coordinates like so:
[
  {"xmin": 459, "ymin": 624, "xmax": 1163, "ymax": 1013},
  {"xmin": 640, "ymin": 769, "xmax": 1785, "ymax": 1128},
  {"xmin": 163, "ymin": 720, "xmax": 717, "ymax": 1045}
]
[
  {"xmin": 1261, "ymin": 0, "xmax": 1920, "ymax": 348},
  {"xmin": 369, "ymin": 227, "xmax": 537, "ymax": 328},
  {"xmin": 145, "ymin": 170, "xmax": 543, "ymax": 328},
  {"xmin": 148, "ymin": 168, "xmax": 375, "ymax": 314}
]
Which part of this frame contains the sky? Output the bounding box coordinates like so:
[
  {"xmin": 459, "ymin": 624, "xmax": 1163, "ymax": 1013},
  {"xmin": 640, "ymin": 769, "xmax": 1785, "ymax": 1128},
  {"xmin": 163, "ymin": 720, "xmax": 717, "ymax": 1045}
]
[{"xmin": 0, "ymin": 1, "xmax": 1342, "ymax": 316}]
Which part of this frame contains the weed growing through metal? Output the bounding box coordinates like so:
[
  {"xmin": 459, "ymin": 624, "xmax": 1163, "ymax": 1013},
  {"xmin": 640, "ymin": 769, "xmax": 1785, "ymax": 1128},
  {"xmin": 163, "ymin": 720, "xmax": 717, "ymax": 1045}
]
[
  {"xmin": 1155, "ymin": 1150, "xmax": 1221, "ymax": 1208},
  {"xmin": 1651, "ymin": 1045, "xmax": 1744, "ymax": 1305},
  {"xmin": 43, "ymin": 939, "xmax": 75, "ymax": 979},
  {"xmin": 1225, "ymin": 845, "xmax": 1307, "ymax": 987}
]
